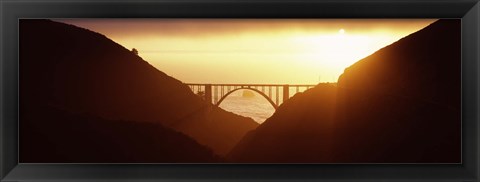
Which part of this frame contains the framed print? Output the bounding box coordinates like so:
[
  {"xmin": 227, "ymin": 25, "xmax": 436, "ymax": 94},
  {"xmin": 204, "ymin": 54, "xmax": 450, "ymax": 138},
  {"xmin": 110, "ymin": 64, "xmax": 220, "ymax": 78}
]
[{"xmin": 1, "ymin": 0, "xmax": 479, "ymax": 181}]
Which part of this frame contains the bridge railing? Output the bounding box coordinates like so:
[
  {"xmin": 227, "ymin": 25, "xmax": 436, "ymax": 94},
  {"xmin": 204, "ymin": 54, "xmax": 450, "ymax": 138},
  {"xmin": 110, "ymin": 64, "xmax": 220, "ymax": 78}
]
[{"xmin": 186, "ymin": 83, "xmax": 317, "ymax": 87}]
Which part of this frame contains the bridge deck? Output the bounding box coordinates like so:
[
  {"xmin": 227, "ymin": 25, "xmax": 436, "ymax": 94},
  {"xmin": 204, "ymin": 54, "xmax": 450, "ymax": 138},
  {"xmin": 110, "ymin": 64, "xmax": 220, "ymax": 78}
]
[{"xmin": 185, "ymin": 83, "xmax": 317, "ymax": 87}]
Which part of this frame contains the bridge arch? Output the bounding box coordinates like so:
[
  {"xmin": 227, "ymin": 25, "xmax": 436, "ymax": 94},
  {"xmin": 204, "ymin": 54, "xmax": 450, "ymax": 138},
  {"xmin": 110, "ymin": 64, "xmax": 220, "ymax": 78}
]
[{"xmin": 215, "ymin": 87, "xmax": 278, "ymax": 109}]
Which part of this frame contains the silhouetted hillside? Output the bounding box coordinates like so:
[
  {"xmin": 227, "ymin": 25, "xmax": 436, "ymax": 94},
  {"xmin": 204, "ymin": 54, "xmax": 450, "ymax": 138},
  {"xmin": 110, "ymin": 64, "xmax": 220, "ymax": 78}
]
[
  {"xmin": 228, "ymin": 19, "xmax": 461, "ymax": 163},
  {"xmin": 21, "ymin": 104, "xmax": 221, "ymax": 163},
  {"xmin": 228, "ymin": 84, "xmax": 337, "ymax": 162},
  {"xmin": 333, "ymin": 19, "xmax": 461, "ymax": 163},
  {"xmin": 19, "ymin": 19, "xmax": 258, "ymax": 161}
]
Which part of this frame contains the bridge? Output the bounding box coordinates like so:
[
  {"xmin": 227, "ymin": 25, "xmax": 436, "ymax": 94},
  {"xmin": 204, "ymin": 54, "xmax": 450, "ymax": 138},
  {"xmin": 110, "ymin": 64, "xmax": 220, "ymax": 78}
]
[{"xmin": 185, "ymin": 84, "xmax": 317, "ymax": 109}]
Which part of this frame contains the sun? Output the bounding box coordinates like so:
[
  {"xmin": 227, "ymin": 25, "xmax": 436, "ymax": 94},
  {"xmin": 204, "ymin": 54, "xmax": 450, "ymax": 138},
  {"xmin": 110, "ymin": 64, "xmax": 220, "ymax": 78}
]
[{"xmin": 339, "ymin": 29, "xmax": 345, "ymax": 34}]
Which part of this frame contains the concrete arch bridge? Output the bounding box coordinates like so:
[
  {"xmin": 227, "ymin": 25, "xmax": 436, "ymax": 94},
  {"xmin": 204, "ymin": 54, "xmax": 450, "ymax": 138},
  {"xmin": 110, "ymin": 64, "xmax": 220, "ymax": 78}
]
[{"xmin": 185, "ymin": 83, "xmax": 317, "ymax": 109}]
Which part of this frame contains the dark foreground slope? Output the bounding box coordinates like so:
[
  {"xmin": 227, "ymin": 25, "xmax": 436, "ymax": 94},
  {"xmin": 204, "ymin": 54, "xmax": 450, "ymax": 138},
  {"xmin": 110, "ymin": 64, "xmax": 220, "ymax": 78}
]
[
  {"xmin": 21, "ymin": 105, "xmax": 221, "ymax": 163},
  {"xmin": 19, "ymin": 19, "xmax": 257, "ymax": 162},
  {"xmin": 228, "ymin": 19, "xmax": 461, "ymax": 163}
]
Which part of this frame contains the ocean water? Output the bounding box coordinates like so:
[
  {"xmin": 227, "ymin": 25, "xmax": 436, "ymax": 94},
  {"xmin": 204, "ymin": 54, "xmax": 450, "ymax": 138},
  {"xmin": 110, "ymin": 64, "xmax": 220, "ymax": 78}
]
[{"xmin": 218, "ymin": 91, "xmax": 276, "ymax": 124}]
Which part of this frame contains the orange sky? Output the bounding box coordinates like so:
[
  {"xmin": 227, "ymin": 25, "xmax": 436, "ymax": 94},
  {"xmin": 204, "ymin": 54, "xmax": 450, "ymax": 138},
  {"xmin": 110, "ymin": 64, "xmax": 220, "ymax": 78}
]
[{"xmin": 57, "ymin": 19, "xmax": 436, "ymax": 84}]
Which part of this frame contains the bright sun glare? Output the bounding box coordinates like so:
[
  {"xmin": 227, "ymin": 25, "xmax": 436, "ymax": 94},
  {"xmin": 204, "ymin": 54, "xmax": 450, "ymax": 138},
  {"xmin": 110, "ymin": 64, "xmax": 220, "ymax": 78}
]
[{"xmin": 291, "ymin": 30, "xmax": 393, "ymax": 81}]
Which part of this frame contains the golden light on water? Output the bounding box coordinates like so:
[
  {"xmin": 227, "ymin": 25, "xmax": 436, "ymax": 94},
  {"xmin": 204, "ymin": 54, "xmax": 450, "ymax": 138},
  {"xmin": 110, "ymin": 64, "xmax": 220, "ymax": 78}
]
[{"xmin": 56, "ymin": 19, "xmax": 436, "ymax": 84}]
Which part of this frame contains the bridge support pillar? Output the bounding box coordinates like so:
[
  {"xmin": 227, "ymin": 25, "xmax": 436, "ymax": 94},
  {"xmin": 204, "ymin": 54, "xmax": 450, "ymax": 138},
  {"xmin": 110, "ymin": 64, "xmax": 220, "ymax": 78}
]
[
  {"xmin": 283, "ymin": 84, "xmax": 289, "ymax": 103},
  {"xmin": 205, "ymin": 84, "xmax": 212, "ymax": 104}
]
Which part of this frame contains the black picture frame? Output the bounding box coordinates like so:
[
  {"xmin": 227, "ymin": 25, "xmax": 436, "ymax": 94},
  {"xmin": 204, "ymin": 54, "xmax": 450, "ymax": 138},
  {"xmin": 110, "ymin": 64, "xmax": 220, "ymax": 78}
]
[{"xmin": 1, "ymin": 0, "xmax": 479, "ymax": 181}]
